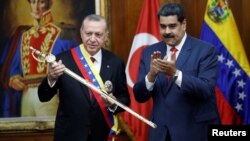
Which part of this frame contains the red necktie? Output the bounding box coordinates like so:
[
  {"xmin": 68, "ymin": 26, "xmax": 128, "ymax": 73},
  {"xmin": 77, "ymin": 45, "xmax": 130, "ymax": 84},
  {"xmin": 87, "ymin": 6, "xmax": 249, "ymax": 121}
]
[
  {"xmin": 90, "ymin": 57, "xmax": 95, "ymax": 63},
  {"xmin": 170, "ymin": 47, "xmax": 178, "ymax": 61},
  {"xmin": 167, "ymin": 47, "xmax": 178, "ymax": 82}
]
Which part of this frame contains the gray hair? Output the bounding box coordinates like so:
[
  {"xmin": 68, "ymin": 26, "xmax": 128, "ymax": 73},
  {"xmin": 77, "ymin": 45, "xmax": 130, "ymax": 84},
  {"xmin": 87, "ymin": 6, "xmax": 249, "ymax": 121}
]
[{"xmin": 81, "ymin": 14, "xmax": 108, "ymax": 31}]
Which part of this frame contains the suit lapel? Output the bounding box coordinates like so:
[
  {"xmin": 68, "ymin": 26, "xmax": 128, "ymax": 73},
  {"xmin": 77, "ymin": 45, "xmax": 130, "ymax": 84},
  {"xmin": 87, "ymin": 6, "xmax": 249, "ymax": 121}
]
[
  {"xmin": 100, "ymin": 49, "xmax": 112, "ymax": 82},
  {"xmin": 176, "ymin": 35, "xmax": 192, "ymax": 70}
]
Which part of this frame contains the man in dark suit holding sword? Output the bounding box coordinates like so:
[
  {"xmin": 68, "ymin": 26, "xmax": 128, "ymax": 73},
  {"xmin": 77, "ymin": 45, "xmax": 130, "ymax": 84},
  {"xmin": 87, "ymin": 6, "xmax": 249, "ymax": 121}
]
[{"xmin": 38, "ymin": 14, "xmax": 130, "ymax": 141}]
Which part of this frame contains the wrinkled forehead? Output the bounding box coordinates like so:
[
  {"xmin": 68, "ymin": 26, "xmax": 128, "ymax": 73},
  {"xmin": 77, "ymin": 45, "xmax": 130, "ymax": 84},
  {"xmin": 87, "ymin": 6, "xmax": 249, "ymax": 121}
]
[
  {"xmin": 82, "ymin": 20, "xmax": 108, "ymax": 32},
  {"xmin": 83, "ymin": 20, "xmax": 107, "ymax": 32}
]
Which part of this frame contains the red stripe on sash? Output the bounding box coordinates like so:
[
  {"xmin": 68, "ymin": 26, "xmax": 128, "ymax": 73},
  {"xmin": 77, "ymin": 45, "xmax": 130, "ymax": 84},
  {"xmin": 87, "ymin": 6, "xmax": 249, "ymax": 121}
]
[{"xmin": 71, "ymin": 48, "xmax": 112, "ymax": 128}]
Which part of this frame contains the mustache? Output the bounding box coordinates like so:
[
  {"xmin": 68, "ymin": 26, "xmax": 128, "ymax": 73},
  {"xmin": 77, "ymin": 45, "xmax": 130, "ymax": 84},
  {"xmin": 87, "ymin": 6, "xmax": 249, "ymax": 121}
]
[{"xmin": 163, "ymin": 34, "xmax": 174, "ymax": 38}]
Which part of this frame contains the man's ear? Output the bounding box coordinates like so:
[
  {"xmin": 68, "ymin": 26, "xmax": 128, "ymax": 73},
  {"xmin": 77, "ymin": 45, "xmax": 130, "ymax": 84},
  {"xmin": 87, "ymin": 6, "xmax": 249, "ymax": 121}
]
[{"xmin": 182, "ymin": 19, "xmax": 187, "ymax": 31}]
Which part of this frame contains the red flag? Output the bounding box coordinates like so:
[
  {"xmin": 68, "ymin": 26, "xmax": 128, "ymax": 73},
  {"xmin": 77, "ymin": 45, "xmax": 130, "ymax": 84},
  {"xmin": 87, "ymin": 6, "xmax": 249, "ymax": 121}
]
[{"xmin": 121, "ymin": 0, "xmax": 161, "ymax": 141}]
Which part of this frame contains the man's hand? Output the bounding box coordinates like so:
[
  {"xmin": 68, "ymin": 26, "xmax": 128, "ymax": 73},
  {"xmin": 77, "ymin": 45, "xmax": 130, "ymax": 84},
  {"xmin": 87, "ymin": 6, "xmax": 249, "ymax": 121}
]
[
  {"xmin": 9, "ymin": 75, "xmax": 27, "ymax": 91},
  {"xmin": 158, "ymin": 57, "xmax": 177, "ymax": 77},
  {"xmin": 48, "ymin": 60, "xmax": 65, "ymax": 84},
  {"xmin": 147, "ymin": 51, "xmax": 162, "ymax": 82},
  {"xmin": 103, "ymin": 93, "xmax": 116, "ymax": 107},
  {"xmin": 103, "ymin": 93, "xmax": 118, "ymax": 113}
]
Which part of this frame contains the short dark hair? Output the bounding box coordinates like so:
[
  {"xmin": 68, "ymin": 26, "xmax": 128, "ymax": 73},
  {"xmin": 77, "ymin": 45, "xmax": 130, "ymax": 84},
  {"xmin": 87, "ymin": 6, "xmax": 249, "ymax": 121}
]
[{"xmin": 157, "ymin": 2, "xmax": 186, "ymax": 23}]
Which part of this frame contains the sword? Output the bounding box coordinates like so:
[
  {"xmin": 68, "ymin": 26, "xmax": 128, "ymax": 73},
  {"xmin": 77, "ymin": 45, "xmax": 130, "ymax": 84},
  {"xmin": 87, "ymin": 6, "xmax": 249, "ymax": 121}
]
[{"xmin": 30, "ymin": 46, "xmax": 157, "ymax": 128}]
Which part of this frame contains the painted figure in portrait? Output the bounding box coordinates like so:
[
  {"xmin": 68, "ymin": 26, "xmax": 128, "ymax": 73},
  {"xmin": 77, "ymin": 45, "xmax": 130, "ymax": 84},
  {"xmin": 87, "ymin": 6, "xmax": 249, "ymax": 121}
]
[{"xmin": 0, "ymin": 0, "xmax": 95, "ymax": 117}]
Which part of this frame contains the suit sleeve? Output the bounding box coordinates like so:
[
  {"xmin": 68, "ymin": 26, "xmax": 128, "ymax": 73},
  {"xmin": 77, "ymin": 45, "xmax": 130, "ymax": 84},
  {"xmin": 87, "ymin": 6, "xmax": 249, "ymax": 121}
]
[
  {"xmin": 113, "ymin": 60, "xmax": 131, "ymax": 114},
  {"xmin": 133, "ymin": 48, "xmax": 154, "ymax": 103},
  {"xmin": 181, "ymin": 45, "xmax": 218, "ymax": 100},
  {"xmin": 38, "ymin": 77, "xmax": 58, "ymax": 102}
]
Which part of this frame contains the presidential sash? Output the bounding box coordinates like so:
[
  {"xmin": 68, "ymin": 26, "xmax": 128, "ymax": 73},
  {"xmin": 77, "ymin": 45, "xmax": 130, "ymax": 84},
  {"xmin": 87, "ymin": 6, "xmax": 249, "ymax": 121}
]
[{"xmin": 71, "ymin": 44, "xmax": 120, "ymax": 140}]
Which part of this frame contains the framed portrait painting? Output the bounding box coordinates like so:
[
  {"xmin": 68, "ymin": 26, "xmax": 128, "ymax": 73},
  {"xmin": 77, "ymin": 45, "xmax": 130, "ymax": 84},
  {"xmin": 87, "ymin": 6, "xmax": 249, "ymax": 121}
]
[{"xmin": 0, "ymin": 0, "xmax": 109, "ymax": 133}]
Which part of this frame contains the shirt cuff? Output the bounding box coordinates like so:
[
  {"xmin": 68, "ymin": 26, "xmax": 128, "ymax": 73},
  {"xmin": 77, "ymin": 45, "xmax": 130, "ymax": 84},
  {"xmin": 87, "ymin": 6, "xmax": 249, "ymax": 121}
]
[
  {"xmin": 47, "ymin": 78, "xmax": 56, "ymax": 88},
  {"xmin": 145, "ymin": 75, "xmax": 155, "ymax": 91},
  {"xmin": 108, "ymin": 104, "xmax": 118, "ymax": 113},
  {"xmin": 175, "ymin": 70, "xmax": 182, "ymax": 87}
]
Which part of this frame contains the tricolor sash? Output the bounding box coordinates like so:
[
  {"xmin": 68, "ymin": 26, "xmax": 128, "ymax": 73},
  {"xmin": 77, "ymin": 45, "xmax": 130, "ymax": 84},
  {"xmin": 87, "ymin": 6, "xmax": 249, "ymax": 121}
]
[{"xmin": 71, "ymin": 44, "xmax": 120, "ymax": 140}]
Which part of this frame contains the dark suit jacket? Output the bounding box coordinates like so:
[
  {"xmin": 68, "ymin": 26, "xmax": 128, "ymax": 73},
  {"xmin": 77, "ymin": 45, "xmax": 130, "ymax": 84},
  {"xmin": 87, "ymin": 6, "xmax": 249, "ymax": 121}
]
[
  {"xmin": 133, "ymin": 35, "xmax": 221, "ymax": 141},
  {"xmin": 38, "ymin": 48, "xmax": 130, "ymax": 141}
]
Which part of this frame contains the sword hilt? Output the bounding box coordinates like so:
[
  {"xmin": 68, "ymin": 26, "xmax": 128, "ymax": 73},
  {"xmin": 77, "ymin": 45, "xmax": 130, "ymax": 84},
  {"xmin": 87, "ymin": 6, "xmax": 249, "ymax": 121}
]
[{"xmin": 30, "ymin": 46, "xmax": 56, "ymax": 63}]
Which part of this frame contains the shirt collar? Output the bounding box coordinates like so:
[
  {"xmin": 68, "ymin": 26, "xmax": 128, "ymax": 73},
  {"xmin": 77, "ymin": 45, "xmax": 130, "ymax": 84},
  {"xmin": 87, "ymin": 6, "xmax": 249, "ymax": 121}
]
[
  {"xmin": 167, "ymin": 32, "xmax": 187, "ymax": 51},
  {"xmin": 91, "ymin": 49, "xmax": 102, "ymax": 63}
]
